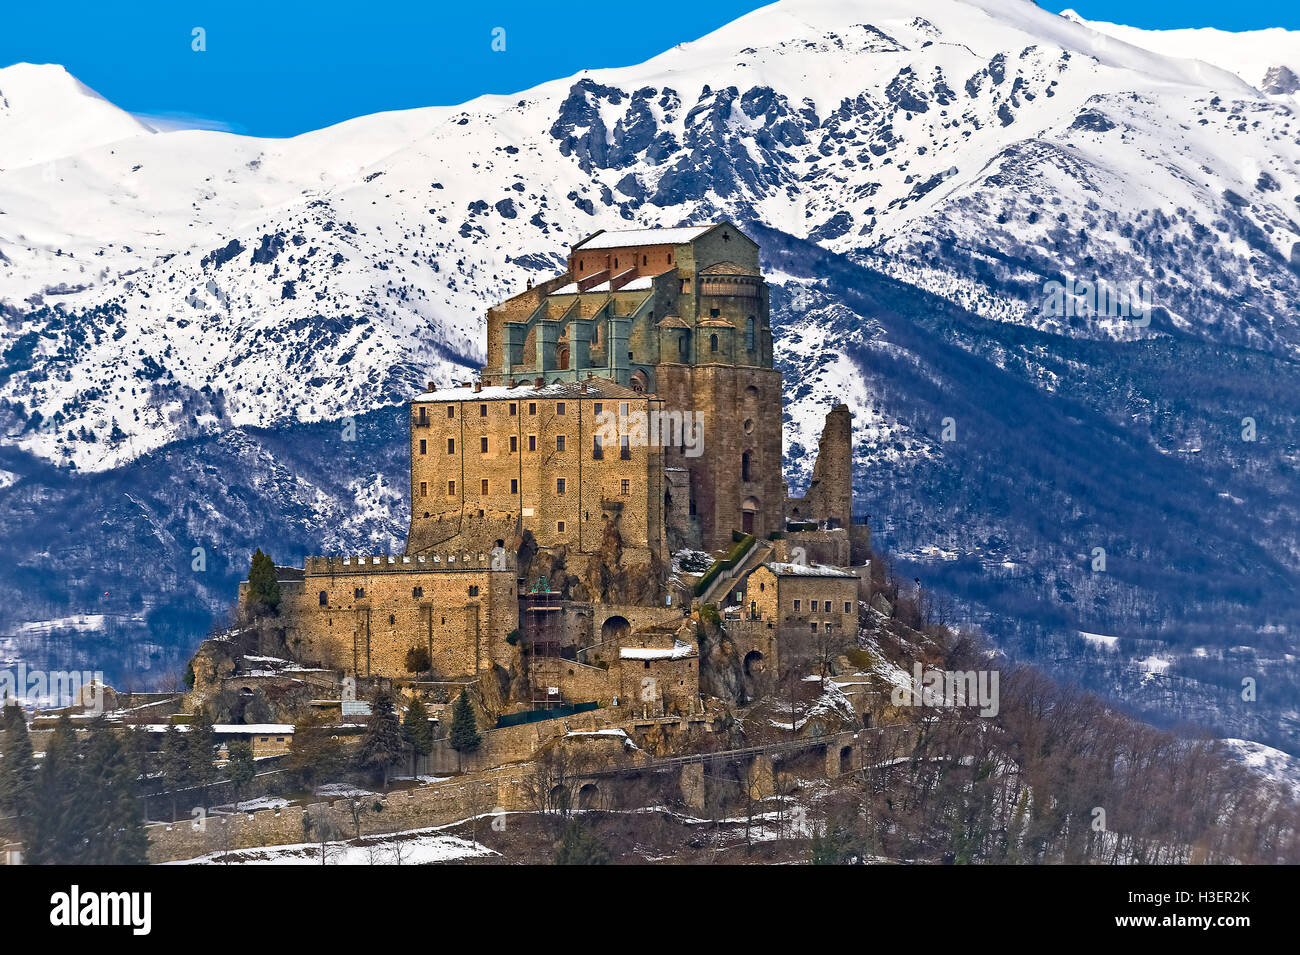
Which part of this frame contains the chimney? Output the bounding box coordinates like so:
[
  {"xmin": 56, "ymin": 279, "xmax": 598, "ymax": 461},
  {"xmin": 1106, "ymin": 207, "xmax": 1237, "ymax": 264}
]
[
  {"xmin": 426, "ymin": 381, "xmax": 435, "ymax": 392},
  {"xmin": 535, "ymin": 377, "xmax": 544, "ymax": 388},
  {"xmin": 473, "ymin": 381, "xmax": 482, "ymax": 393},
  {"xmin": 508, "ymin": 378, "xmax": 517, "ymax": 388},
  {"xmin": 579, "ymin": 382, "xmax": 588, "ymax": 394}
]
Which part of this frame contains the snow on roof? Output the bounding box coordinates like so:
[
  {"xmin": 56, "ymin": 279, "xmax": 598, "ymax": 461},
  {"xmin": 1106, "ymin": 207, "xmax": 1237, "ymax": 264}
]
[
  {"xmin": 572, "ymin": 225, "xmax": 716, "ymax": 251},
  {"xmin": 415, "ymin": 379, "xmax": 642, "ymax": 402},
  {"xmin": 143, "ymin": 723, "xmax": 295, "ymax": 734},
  {"xmin": 764, "ymin": 561, "xmax": 857, "ymax": 578},
  {"xmin": 550, "ymin": 274, "xmax": 655, "ymax": 295},
  {"xmin": 619, "ymin": 640, "xmax": 696, "ymax": 660}
]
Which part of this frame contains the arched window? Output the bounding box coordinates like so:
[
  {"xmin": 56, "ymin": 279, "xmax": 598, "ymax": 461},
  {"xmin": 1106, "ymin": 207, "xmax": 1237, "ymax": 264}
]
[
  {"xmin": 679, "ymin": 333, "xmax": 689, "ymax": 358},
  {"xmin": 319, "ymin": 591, "xmax": 328, "ymax": 606},
  {"xmin": 642, "ymin": 254, "xmax": 648, "ymax": 265},
  {"xmin": 746, "ymin": 316, "xmax": 756, "ymax": 351},
  {"xmin": 579, "ymin": 259, "xmax": 583, "ymax": 271},
  {"xmin": 710, "ymin": 334, "xmax": 719, "ymax": 352},
  {"xmin": 742, "ymin": 450, "xmax": 752, "ymax": 482}
]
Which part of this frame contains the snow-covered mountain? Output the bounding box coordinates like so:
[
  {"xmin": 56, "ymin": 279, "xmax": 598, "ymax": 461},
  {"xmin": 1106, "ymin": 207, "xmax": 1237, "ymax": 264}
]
[{"xmin": 1, "ymin": 0, "xmax": 1298, "ymax": 753}]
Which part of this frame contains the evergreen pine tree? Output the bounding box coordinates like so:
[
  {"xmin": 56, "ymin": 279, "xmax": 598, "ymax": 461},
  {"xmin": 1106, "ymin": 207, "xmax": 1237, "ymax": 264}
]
[
  {"xmin": 358, "ymin": 690, "xmax": 404, "ymax": 789},
  {"xmin": 78, "ymin": 719, "xmax": 149, "ymax": 864},
  {"xmin": 159, "ymin": 723, "xmax": 192, "ymax": 821},
  {"xmin": 187, "ymin": 708, "xmax": 218, "ymax": 810},
  {"xmin": 25, "ymin": 715, "xmax": 84, "ymax": 864},
  {"xmin": 246, "ymin": 548, "xmax": 281, "ymax": 615},
  {"xmin": 448, "ymin": 689, "xmax": 482, "ymax": 771},
  {"xmin": 0, "ymin": 704, "xmax": 35, "ymax": 825},
  {"xmin": 402, "ymin": 697, "xmax": 434, "ymax": 777},
  {"xmin": 227, "ymin": 741, "xmax": 256, "ymax": 812},
  {"xmin": 286, "ymin": 710, "xmax": 343, "ymax": 789}
]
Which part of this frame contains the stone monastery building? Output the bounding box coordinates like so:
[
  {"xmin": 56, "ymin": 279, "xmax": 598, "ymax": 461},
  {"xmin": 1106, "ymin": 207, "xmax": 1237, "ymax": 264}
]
[{"xmin": 258, "ymin": 223, "xmax": 866, "ymax": 707}]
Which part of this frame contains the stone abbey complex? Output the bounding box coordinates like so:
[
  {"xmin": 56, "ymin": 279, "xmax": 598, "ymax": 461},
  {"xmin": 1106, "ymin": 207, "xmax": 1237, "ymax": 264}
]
[{"xmin": 245, "ymin": 222, "xmax": 868, "ymax": 718}]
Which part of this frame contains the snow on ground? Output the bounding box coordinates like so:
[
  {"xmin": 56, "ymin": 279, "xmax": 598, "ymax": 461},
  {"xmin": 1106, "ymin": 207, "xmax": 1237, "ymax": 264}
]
[
  {"xmin": 1079, "ymin": 630, "xmax": 1120, "ymax": 650},
  {"xmin": 168, "ymin": 829, "xmax": 497, "ymax": 866}
]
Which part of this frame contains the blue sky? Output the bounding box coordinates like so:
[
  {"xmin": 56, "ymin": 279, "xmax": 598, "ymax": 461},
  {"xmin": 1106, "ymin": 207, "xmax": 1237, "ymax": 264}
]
[{"xmin": 2, "ymin": 1, "xmax": 1297, "ymax": 138}]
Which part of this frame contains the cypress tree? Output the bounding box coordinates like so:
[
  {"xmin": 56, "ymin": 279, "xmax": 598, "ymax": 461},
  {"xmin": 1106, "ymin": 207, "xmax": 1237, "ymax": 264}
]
[
  {"xmin": 402, "ymin": 697, "xmax": 434, "ymax": 777},
  {"xmin": 448, "ymin": 689, "xmax": 482, "ymax": 771},
  {"xmin": 246, "ymin": 548, "xmax": 281, "ymax": 615},
  {"xmin": 359, "ymin": 690, "xmax": 404, "ymax": 789}
]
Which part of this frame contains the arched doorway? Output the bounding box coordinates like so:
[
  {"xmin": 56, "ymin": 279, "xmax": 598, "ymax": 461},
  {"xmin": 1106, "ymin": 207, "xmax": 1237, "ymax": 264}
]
[
  {"xmin": 549, "ymin": 784, "xmax": 570, "ymax": 813},
  {"xmin": 741, "ymin": 496, "xmax": 760, "ymax": 535},
  {"xmin": 630, "ymin": 369, "xmax": 649, "ymax": 393},
  {"xmin": 578, "ymin": 782, "xmax": 600, "ymax": 810},
  {"xmin": 601, "ymin": 615, "xmax": 631, "ymax": 642},
  {"xmin": 557, "ymin": 343, "xmax": 570, "ymax": 370},
  {"xmin": 743, "ymin": 650, "xmax": 765, "ymax": 678},
  {"xmin": 840, "ymin": 745, "xmax": 854, "ymax": 775}
]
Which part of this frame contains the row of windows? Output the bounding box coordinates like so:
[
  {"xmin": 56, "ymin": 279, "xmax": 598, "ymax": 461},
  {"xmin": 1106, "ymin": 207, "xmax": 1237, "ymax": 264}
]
[
  {"xmin": 420, "ymin": 477, "xmax": 633, "ymax": 497},
  {"xmin": 420, "ymin": 434, "xmax": 633, "ymax": 458},
  {"xmin": 319, "ymin": 584, "xmax": 479, "ymax": 605},
  {"xmin": 422, "ymin": 400, "xmax": 636, "ymax": 423},
  {"xmin": 792, "ymin": 600, "xmax": 853, "ymax": 614}
]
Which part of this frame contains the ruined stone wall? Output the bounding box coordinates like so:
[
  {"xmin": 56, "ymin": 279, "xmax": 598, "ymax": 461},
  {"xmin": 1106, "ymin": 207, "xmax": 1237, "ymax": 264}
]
[{"xmin": 788, "ymin": 403, "xmax": 854, "ymax": 529}]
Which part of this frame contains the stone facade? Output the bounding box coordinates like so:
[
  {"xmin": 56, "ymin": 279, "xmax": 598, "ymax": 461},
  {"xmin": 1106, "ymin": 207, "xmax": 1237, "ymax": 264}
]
[
  {"xmin": 269, "ymin": 552, "xmax": 518, "ymax": 681},
  {"xmin": 407, "ymin": 379, "xmax": 665, "ymax": 561},
  {"xmin": 479, "ymin": 221, "xmax": 783, "ymax": 550}
]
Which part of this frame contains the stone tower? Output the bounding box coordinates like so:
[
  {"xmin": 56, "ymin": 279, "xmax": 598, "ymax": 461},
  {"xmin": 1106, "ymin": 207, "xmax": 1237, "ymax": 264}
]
[{"xmin": 476, "ymin": 221, "xmax": 783, "ymax": 551}]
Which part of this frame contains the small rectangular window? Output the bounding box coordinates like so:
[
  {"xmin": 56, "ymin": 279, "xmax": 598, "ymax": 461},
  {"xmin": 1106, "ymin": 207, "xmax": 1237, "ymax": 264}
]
[
  {"xmin": 480, "ymin": 436, "xmax": 488, "ymax": 453},
  {"xmin": 480, "ymin": 403, "xmax": 487, "ymax": 417},
  {"xmin": 593, "ymin": 435, "xmax": 603, "ymax": 459},
  {"xmin": 420, "ymin": 482, "xmax": 427, "ymax": 497},
  {"xmin": 447, "ymin": 405, "xmax": 455, "ymax": 418},
  {"xmin": 413, "ymin": 586, "xmax": 423, "ymax": 598},
  {"xmin": 510, "ymin": 435, "xmax": 518, "ymax": 453},
  {"xmin": 481, "ymin": 479, "xmax": 489, "ymax": 495},
  {"xmin": 557, "ymin": 521, "xmax": 566, "ymax": 533},
  {"xmin": 556, "ymin": 478, "xmax": 566, "ymax": 495},
  {"xmin": 619, "ymin": 402, "xmax": 629, "ymax": 417},
  {"xmin": 510, "ymin": 478, "xmax": 518, "ymax": 494},
  {"xmin": 448, "ymin": 480, "xmax": 456, "ymax": 495},
  {"xmin": 620, "ymin": 435, "xmax": 631, "ymax": 460},
  {"xmin": 528, "ymin": 402, "xmax": 536, "ymax": 415},
  {"xmin": 593, "ymin": 402, "xmax": 602, "ymax": 416},
  {"xmin": 621, "ymin": 479, "xmax": 629, "ymax": 495},
  {"xmin": 447, "ymin": 438, "xmax": 455, "ymax": 454},
  {"xmin": 355, "ymin": 587, "xmax": 365, "ymax": 599},
  {"xmin": 845, "ymin": 601, "xmax": 852, "ymax": 613},
  {"xmin": 468, "ymin": 585, "xmax": 479, "ymax": 597},
  {"xmin": 810, "ymin": 622, "xmax": 818, "ymax": 633},
  {"xmin": 419, "ymin": 439, "xmax": 427, "ymax": 455},
  {"xmin": 556, "ymin": 402, "xmax": 566, "ymax": 416},
  {"xmin": 794, "ymin": 599, "xmax": 801, "ymax": 612},
  {"xmin": 556, "ymin": 435, "xmax": 566, "ymax": 452},
  {"xmin": 528, "ymin": 435, "xmax": 536, "ymax": 452},
  {"xmin": 509, "ymin": 402, "xmax": 517, "ymax": 416}
]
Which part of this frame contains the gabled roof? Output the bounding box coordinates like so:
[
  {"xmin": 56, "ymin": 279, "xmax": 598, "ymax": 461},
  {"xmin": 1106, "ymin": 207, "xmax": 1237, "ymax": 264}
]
[
  {"xmin": 763, "ymin": 562, "xmax": 858, "ymax": 579},
  {"xmin": 572, "ymin": 223, "xmax": 722, "ymax": 252}
]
